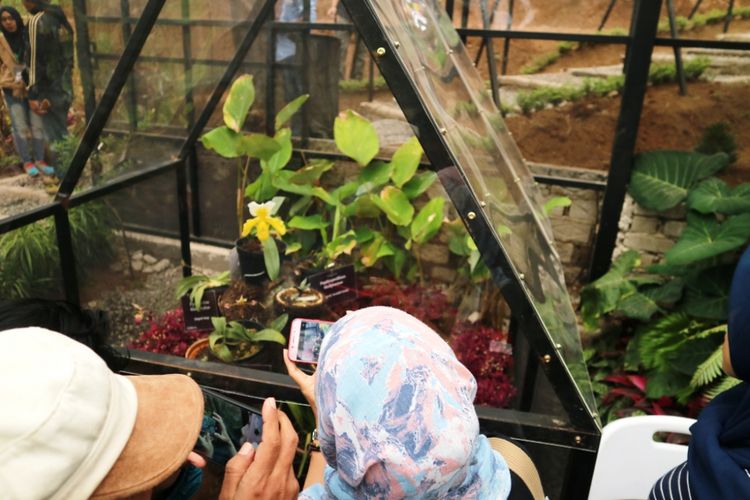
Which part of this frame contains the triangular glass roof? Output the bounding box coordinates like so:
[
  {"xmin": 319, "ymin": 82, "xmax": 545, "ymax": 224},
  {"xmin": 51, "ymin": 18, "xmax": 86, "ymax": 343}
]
[{"xmin": 342, "ymin": 0, "xmax": 599, "ymax": 432}]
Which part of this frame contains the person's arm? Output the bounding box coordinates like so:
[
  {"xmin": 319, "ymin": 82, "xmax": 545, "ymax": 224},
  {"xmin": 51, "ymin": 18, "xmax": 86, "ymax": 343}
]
[{"xmin": 303, "ymin": 451, "xmax": 326, "ymax": 490}]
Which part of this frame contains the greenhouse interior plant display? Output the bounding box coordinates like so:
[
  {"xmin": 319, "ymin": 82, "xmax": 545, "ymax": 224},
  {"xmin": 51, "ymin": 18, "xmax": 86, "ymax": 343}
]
[{"xmin": 6, "ymin": 0, "xmax": 750, "ymax": 496}]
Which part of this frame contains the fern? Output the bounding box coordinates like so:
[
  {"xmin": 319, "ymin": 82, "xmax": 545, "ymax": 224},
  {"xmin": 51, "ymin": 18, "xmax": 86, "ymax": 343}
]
[
  {"xmin": 690, "ymin": 345, "xmax": 724, "ymax": 388},
  {"xmin": 705, "ymin": 376, "xmax": 742, "ymax": 400}
]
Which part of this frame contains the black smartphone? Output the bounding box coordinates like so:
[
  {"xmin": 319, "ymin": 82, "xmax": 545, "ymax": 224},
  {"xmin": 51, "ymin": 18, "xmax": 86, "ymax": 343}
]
[{"xmin": 195, "ymin": 387, "xmax": 264, "ymax": 466}]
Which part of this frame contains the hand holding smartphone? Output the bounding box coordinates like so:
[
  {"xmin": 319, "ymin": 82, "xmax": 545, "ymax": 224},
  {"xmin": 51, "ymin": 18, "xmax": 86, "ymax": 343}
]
[{"xmin": 287, "ymin": 318, "xmax": 333, "ymax": 365}]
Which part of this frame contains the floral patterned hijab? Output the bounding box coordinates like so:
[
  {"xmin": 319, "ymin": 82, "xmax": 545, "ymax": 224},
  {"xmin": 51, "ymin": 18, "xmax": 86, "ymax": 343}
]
[{"xmin": 299, "ymin": 306, "xmax": 510, "ymax": 499}]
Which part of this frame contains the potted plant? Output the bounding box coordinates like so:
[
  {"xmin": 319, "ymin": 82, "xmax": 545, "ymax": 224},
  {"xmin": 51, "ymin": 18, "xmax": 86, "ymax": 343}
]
[
  {"xmin": 237, "ymin": 200, "xmax": 287, "ymax": 285},
  {"xmin": 175, "ymin": 271, "xmax": 231, "ymax": 310},
  {"xmin": 195, "ymin": 314, "xmax": 288, "ymax": 364},
  {"xmin": 274, "ymin": 280, "xmax": 326, "ymax": 318}
]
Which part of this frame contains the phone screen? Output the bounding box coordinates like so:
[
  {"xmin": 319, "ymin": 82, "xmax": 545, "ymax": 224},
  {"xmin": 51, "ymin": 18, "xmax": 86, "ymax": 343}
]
[
  {"xmin": 195, "ymin": 387, "xmax": 263, "ymax": 466},
  {"xmin": 291, "ymin": 319, "xmax": 332, "ymax": 364}
]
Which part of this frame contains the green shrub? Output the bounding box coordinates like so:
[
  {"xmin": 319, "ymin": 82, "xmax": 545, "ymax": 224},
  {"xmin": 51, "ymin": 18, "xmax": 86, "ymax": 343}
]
[
  {"xmin": 695, "ymin": 122, "xmax": 738, "ymax": 164},
  {"xmin": 52, "ymin": 134, "xmax": 80, "ymax": 179},
  {"xmin": 0, "ymin": 153, "xmax": 20, "ymax": 172},
  {"xmin": 339, "ymin": 76, "xmax": 388, "ymax": 93},
  {"xmin": 0, "ymin": 202, "xmax": 115, "ymax": 299}
]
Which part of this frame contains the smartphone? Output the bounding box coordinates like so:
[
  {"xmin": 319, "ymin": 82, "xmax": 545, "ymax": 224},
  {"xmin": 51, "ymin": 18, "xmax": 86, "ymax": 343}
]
[
  {"xmin": 287, "ymin": 318, "xmax": 333, "ymax": 365},
  {"xmin": 195, "ymin": 387, "xmax": 264, "ymax": 466}
]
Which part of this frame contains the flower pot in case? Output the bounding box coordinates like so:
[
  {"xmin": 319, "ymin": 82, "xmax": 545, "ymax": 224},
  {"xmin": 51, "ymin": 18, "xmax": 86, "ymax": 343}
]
[
  {"xmin": 235, "ymin": 237, "xmax": 267, "ymax": 285},
  {"xmin": 274, "ymin": 287, "xmax": 326, "ymax": 319}
]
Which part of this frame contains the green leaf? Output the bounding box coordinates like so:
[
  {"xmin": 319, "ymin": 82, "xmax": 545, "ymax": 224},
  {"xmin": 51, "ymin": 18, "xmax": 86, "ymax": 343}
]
[
  {"xmin": 390, "ymin": 136, "xmax": 423, "ymax": 187},
  {"xmin": 402, "ymin": 171, "xmax": 438, "ymax": 199},
  {"xmin": 361, "ymin": 234, "xmax": 393, "ymax": 267},
  {"xmin": 262, "ymin": 237, "xmax": 280, "ymax": 280},
  {"xmin": 629, "ymin": 151, "xmax": 729, "ymax": 211},
  {"xmin": 688, "ymin": 178, "xmax": 750, "ymax": 215},
  {"xmin": 358, "ymin": 161, "xmax": 393, "ymax": 193},
  {"xmin": 326, "ymin": 230, "xmax": 357, "ymax": 260},
  {"xmin": 705, "ymin": 376, "xmax": 742, "ymax": 400},
  {"xmin": 223, "ymin": 75, "xmax": 255, "ymax": 132},
  {"xmin": 543, "ymin": 196, "xmax": 572, "ymax": 216},
  {"xmin": 354, "ymin": 226, "xmax": 376, "ymax": 244},
  {"xmin": 665, "ymin": 213, "xmax": 750, "ymax": 265},
  {"xmin": 289, "ymin": 159, "xmax": 334, "ymax": 185},
  {"xmin": 249, "ymin": 328, "xmax": 287, "ymax": 345},
  {"xmin": 616, "ymin": 290, "xmax": 661, "ymax": 321},
  {"xmin": 343, "ymin": 195, "xmax": 381, "ymax": 218},
  {"xmin": 372, "ymin": 186, "xmax": 414, "ymax": 226},
  {"xmin": 269, "ymin": 313, "xmax": 289, "ymax": 333},
  {"xmin": 682, "ymin": 266, "xmax": 733, "ymax": 320},
  {"xmin": 580, "ymin": 250, "xmax": 641, "ymax": 330},
  {"xmin": 288, "ymin": 214, "xmax": 330, "ymax": 230},
  {"xmin": 690, "ymin": 345, "xmax": 724, "ymax": 388},
  {"xmin": 200, "ymin": 127, "xmax": 243, "ymax": 158},
  {"xmin": 334, "ymin": 110, "xmax": 379, "ymax": 166},
  {"xmin": 331, "ymin": 181, "xmax": 359, "ymax": 202},
  {"xmin": 264, "ymin": 128, "xmax": 293, "ymax": 173},
  {"xmin": 275, "ymin": 94, "xmax": 309, "ymax": 131},
  {"xmin": 411, "ymin": 198, "xmax": 445, "ymax": 244},
  {"xmin": 241, "ymin": 133, "xmax": 281, "ymax": 161}
]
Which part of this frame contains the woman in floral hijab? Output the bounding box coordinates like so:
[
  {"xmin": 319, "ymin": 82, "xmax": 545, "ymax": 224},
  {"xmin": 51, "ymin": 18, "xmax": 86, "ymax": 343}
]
[{"xmin": 285, "ymin": 306, "xmax": 513, "ymax": 499}]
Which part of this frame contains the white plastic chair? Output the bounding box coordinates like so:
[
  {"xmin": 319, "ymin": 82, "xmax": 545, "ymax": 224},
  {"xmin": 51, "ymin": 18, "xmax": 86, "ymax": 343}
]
[{"xmin": 588, "ymin": 415, "xmax": 696, "ymax": 500}]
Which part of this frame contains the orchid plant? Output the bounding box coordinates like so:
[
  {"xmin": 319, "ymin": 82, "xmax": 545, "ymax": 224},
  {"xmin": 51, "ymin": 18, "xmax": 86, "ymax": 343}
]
[{"xmin": 242, "ymin": 200, "xmax": 287, "ymax": 280}]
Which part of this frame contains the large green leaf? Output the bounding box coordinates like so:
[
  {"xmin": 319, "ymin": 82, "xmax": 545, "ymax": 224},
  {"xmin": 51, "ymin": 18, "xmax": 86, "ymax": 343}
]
[
  {"xmin": 288, "ymin": 214, "xmax": 330, "ymax": 230},
  {"xmin": 275, "ymin": 94, "xmax": 309, "ymax": 131},
  {"xmin": 334, "ymin": 110, "xmax": 379, "ymax": 166},
  {"xmin": 688, "ymin": 178, "xmax": 750, "ymax": 215},
  {"xmin": 343, "ymin": 194, "xmax": 381, "ymax": 218},
  {"xmin": 390, "ymin": 136, "xmax": 423, "ymax": 187},
  {"xmin": 360, "ymin": 233, "xmax": 394, "ymax": 267},
  {"xmin": 373, "ymin": 186, "xmax": 414, "ymax": 226},
  {"xmin": 200, "ymin": 127, "xmax": 243, "ymax": 158},
  {"xmin": 248, "ymin": 328, "xmax": 286, "ymax": 345},
  {"xmin": 665, "ymin": 213, "xmax": 750, "ymax": 265},
  {"xmin": 223, "ymin": 75, "xmax": 255, "ymax": 132},
  {"xmin": 629, "ymin": 151, "xmax": 729, "ymax": 211},
  {"xmin": 402, "ymin": 171, "xmax": 438, "ymax": 199},
  {"xmin": 682, "ymin": 266, "xmax": 733, "ymax": 320},
  {"xmin": 411, "ymin": 198, "xmax": 445, "ymax": 244},
  {"xmin": 358, "ymin": 161, "xmax": 393, "ymax": 194},
  {"xmin": 264, "ymin": 128, "xmax": 293, "ymax": 173},
  {"xmin": 580, "ymin": 250, "xmax": 641, "ymax": 330},
  {"xmin": 241, "ymin": 133, "xmax": 281, "ymax": 161},
  {"xmin": 289, "ymin": 159, "xmax": 334, "ymax": 185}
]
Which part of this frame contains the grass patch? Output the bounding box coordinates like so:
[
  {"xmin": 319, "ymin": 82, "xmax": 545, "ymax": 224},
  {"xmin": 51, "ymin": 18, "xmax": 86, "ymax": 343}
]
[
  {"xmin": 516, "ymin": 57, "xmax": 710, "ymax": 114},
  {"xmin": 521, "ymin": 41, "xmax": 578, "ymax": 75},
  {"xmin": 0, "ymin": 153, "xmax": 20, "ymax": 172},
  {"xmin": 339, "ymin": 76, "xmax": 388, "ymax": 93},
  {"xmin": 658, "ymin": 7, "xmax": 750, "ymax": 33}
]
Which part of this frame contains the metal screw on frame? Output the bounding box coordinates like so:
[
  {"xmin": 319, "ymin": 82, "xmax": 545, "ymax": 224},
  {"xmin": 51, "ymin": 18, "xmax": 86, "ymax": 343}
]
[
  {"xmin": 393, "ymin": 41, "xmax": 400, "ymax": 48},
  {"xmin": 543, "ymin": 354, "xmax": 552, "ymax": 364},
  {"xmin": 376, "ymin": 47, "xmax": 386, "ymax": 57},
  {"xmin": 574, "ymin": 435, "xmax": 582, "ymax": 445},
  {"xmin": 467, "ymin": 211, "xmax": 477, "ymax": 220}
]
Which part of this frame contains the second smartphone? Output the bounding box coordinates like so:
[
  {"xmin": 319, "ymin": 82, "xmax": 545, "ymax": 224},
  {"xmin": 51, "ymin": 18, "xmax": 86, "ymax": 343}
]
[{"xmin": 287, "ymin": 318, "xmax": 334, "ymax": 365}]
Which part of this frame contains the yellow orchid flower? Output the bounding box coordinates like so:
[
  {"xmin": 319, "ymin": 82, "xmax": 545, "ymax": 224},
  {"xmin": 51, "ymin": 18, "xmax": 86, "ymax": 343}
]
[{"xmin": 242, "ymin": 201, "xmax": 287, "ymax": 242}]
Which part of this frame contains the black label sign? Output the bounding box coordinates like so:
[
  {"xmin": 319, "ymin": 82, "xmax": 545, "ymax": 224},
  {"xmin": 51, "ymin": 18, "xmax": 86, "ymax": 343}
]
[
  {"xmin": 307, "ymin": 265, "xmax": 357, "ymax": 305},
  {"xmin": 181, "ymin": 287, "xmax": 226, "ymax": 331}
]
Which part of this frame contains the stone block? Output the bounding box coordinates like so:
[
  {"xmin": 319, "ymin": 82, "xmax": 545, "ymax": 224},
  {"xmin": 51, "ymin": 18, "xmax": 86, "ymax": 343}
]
[
  {"xmin": 143, "ymin": 254, "xmax": 158, "ymax": 264},
  {"xmin": 557, "ymin": 242, "xmax": 576, "ymax": 264},
  {"xmin": 568, "ymin": 198, "xmax": 600, "ymax": 223},
  {"xmin": 629, "ymin": 215, "xmax": 659, "ymax": 233},
  {"xmin": 131, "ymin": 260, "xmax": 144, "ymax": 272},
  {"xmin": 417, "ymin": 243, "xmax": 450, "ymax": 265},
  {"xmin": 132, "ymin": 250, "xmax": 143, "ymax": 261},
  {"xmin": 550, "ymin": 216, "xmax": 594, "ymax": 244},
  {"xmin": 622, "ymin": 233, "xmax": 675, "ymax": 254},
  {"xmin": 663, "ymin": 220, "xmax": 686, "ymax": 238},
  {"xmin": 430, "ymin": 266, "xmax": 458, "ymax": 284}
]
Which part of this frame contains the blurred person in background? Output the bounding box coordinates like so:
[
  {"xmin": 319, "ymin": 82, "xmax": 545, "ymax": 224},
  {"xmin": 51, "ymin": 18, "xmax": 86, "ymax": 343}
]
[
  {"xmin": 0, "ymin": 5, "xmax": 48, "ymax": 177},
  {"xmin": 22, "ymin": 0, "xmax": 74, "ymax": 175}
]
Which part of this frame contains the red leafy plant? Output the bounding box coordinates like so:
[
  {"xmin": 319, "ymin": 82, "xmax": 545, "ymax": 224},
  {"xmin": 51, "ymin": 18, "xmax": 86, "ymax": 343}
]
[
  {"xmin": 451, "ymin": 322, "xmax": 516, "ymax": 408},
  {"xmin": 600, "ymin": 373, "xmax": 705, "ymax": 421},
  {"xmin": 354, "ymin": 278, "xmax": 455, "ymax": 330},
  {"xmin": 129, "ymin": 307, "xmax": 206, "ymax": 357}
]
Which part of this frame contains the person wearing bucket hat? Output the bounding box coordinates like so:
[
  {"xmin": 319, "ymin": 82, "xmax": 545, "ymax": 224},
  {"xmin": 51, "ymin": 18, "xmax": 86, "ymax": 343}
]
[
  {"xmin": 0, "ymin": 327, "xmax": 301, "ymax": 500},
  {"xmin": 649, "ymin": 244, "xmax": 750, "ymax": 500}
]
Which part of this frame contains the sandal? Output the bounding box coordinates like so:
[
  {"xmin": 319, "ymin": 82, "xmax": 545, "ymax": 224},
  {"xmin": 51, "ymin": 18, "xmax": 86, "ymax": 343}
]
[{"xmin": 23, "ymin": 162, "xmax": 39, "ymax": 177}]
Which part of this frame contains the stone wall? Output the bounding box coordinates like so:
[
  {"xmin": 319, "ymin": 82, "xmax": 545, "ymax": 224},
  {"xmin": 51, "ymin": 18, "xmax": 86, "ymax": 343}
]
[{"xmin": 613, "ymin": 195, "xmax": 686, "ymax": 265}]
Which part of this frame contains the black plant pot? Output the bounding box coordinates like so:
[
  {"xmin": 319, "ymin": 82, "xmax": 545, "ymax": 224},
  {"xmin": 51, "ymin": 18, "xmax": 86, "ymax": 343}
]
[{"xmin": 236, "ymin": 237, "xmax": 267, "ymax": 285}]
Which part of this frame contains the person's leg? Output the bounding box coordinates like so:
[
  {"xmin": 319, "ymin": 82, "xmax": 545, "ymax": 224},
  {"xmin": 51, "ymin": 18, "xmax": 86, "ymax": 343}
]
[
  {"xmin": 28, "ymin": 110, "xmax": 52, "ymax": 174},
  {"xmin": 3, "ymin": 90, "xmax": 33, "ymax": 165},
  {"xmin": 38, "ymin": 99, "xmax": 70, "ymax": 175}
]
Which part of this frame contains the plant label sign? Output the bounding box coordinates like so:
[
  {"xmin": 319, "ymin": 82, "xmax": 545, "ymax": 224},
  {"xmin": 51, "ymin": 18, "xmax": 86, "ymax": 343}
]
[
  {"xmin": 181, "ymin": 287, "xmax": 226, "ymax": 331},
  {"xmin": 307, "ymin": 265, "xmax": 357, "ymax": 305}
]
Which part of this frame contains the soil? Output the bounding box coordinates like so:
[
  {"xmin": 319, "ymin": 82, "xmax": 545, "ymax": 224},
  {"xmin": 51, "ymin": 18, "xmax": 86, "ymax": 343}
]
[{"xmin": 506, "ymin": 82, "xmax": 750, "ymax": 184}]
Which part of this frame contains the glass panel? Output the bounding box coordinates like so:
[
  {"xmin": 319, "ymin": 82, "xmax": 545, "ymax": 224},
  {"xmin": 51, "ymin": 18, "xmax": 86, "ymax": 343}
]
[{"xmin": 369, "ymin": 0, "xmax": 597, "ymax": 416}]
